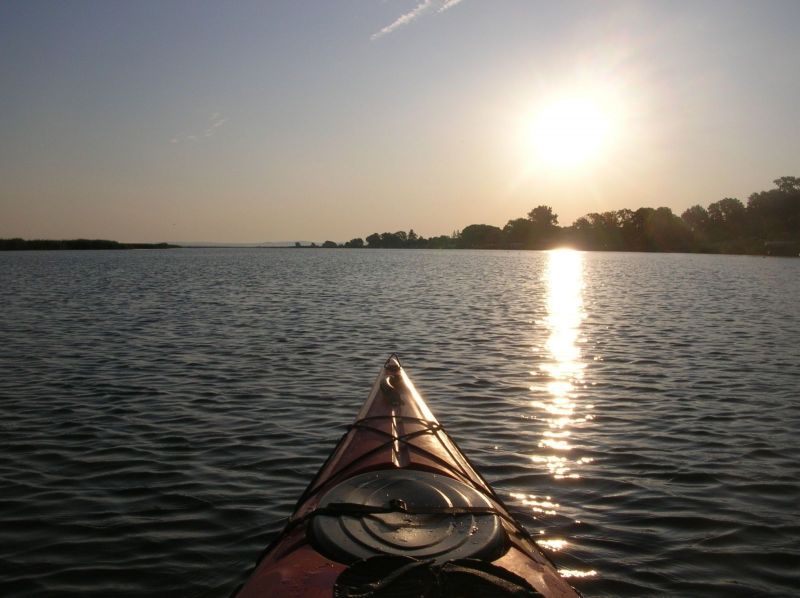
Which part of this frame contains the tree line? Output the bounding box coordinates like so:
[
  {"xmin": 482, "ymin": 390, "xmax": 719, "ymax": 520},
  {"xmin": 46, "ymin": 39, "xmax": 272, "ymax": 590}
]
[{"xmin": 319, "ymin": 177, "xmax": 799, "ymax": 256}]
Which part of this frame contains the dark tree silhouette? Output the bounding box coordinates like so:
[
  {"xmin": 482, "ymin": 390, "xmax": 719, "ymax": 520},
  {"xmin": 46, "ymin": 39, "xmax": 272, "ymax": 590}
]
[
  {"xmin": 747, "ymin": 178, "xmax": 800, "ymax": 241},
  {"xmin": 707, "ymin": 197, "xmax": 746, "ymax": 240},
  {"xmin": 773, "ymin": 176, "xmax": 800, "ymax": 193},
  {"xmin": 502, "ymin": 218, "xmax": 535, "ymax": 248},
  {"xmin": 681, "ymin": 205, "xmax": 710, "ymax": 234},
  {"xmin": 457, "ymin": 224, "xmax": 503, "ymax": 248},
  {"xmin": 268, "ymin": 176, "xmax": 799, "ymax": 256},
  {"xmin": 527, "ymin": 205, "xmax": 559, "ymax": 228}
]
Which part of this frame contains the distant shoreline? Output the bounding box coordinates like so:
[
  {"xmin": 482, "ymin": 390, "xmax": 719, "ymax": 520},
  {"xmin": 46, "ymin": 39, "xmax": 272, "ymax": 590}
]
[
  {"xmin": 289, "ymin": 244, "xmax": 799, "ymax": 257},
  {"xmin": 0, "ymin": 239, "xmax": 179, "ymax": 251},
  {"xmin": 2, "ymin": 238, "xmax": 797, "ymax": 257}
]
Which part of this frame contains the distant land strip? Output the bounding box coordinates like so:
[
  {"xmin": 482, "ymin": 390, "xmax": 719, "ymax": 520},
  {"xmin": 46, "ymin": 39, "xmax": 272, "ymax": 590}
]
[
  {"xmin": 0, "ymin": 239, "xmax": 179, "ymax": 251},
  {"xmin": 4, "ymin": 177, "xmax": 797, "ymax": 256}
]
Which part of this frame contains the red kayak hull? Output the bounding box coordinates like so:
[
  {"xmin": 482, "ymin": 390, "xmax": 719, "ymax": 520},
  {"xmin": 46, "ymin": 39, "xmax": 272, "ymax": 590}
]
[{"xmin": 236, "ymin": 357, "xmax": 579, "ymax": 597}]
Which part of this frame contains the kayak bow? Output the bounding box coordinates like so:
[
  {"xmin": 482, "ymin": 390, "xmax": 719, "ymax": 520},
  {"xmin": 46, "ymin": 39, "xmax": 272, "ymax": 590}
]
[{"xmin": 236, "ymin": 356, "xmax": 579, "ymax": 597}]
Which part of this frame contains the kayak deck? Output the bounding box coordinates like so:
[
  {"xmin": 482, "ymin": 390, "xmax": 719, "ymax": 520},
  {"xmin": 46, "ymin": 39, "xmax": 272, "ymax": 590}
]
[{"xmin": 235, "ymin": 356, "xmax": 579, "ymax": 597}]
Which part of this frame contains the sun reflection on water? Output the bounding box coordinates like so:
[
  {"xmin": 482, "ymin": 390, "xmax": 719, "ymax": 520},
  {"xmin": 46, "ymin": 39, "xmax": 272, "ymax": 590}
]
[
  {"xmin": 518, "ymin": 249, "xmax": 597, "ymax": 579},
  {"xmin": 510, "ymin": 492, "xmax": 560, "ymax": 516},
  {"xmin": 538, "ymin": 538, "xmax": 569, "ymax": 551},
  {"xmin": 559, "ymin": 569, "xmax": 599, "ymax": 579},
  {"xmin": 533, "ymin": 249, "xmax": 591, "ymax": 479}
]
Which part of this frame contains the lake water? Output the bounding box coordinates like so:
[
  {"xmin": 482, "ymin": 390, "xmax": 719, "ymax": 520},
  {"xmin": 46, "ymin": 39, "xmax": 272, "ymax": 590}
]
[{"xmin": 1, "ymin": 248, "xmax": 798, "ymax": 597}]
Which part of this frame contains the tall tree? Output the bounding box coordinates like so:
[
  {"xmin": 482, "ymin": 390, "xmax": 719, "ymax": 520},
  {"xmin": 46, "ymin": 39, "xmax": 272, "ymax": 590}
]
[
  {"xmin": 526, "ymin": 205, "xmax": 558, "ymax": 228},
  {"xmin": 502, "ymin": 218, "xmax": 535, "ymax": 248},
  {"xmin": 748, "ymin": 177, "xmax": 800, "ymax": 240},
  {"xmin": 707, "ymin": 197, "xmax": 746, "ymax": 239},
  {"xmin": 458, "ymin": 224, "xmax": 503, "ymax": 248},
  {"xmin": 647, "ymin": 207, "xmax": 692, "ymax": 251},
  {"xmin": 773, "ymin": 176, "xmax": 800, "ymax": 193},
  {"xmin": 681, "ymin": 205, "xmax": 710, "ymax": 233}
]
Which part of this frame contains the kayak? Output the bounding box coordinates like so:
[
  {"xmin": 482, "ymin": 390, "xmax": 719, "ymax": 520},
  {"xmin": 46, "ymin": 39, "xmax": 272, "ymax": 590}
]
[{"xmin": 235, "ymin": 356, "xmax": 579, "ymax": 597}]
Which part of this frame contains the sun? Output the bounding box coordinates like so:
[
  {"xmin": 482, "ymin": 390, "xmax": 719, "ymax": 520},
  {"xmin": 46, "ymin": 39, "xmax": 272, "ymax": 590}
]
[{"xmin": 528, "ymin": 97, "xmax": 612, "ymax": 169}]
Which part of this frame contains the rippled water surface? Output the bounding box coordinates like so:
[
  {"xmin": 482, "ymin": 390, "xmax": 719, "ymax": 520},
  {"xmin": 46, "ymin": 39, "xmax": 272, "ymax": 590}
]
[{"xmin": 2, "ymin": 248, "xmax": 799, "ymax": 597}]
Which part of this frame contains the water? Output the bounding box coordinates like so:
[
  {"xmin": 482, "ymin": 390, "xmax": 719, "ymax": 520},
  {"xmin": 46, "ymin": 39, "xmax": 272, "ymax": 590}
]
[{"xmin": 1, "ymin": 248, "xmax": 798, "ymax": 597}]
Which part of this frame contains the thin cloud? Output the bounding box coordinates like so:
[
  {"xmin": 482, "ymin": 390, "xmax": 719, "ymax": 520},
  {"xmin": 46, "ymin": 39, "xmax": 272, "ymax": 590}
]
[
  {"xmin": 371, "ymin": 0, "xmax": 465, "ymax": 40},
  {"xmin": 204, "ymin": 114, "xmax": 228, "ymax": 137},
  {"xmin": 438, "ymin": 0, "xmax": 465, "ymax": 13},
  {"xmin": 170, "ymin": 112, "xmax": 228, "ymax": 144}
]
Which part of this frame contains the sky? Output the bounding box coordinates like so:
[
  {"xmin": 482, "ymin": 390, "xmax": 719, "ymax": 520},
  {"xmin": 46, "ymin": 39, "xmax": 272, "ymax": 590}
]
[{"xmin": 1, "ymin": 0, "xmax": 799, "ymax": 243}]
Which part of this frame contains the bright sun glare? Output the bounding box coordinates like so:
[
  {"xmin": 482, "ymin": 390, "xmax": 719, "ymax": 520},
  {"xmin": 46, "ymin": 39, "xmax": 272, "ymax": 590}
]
[{"xmin": 529, "ymin": 97, "xmax": 612, "ymax": 169}]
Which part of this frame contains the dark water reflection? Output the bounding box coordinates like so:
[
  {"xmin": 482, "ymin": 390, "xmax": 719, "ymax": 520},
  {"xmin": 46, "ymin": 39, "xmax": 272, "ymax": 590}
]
[{"xmin": 1, "ymin": 249, "xmax": 798, "ymax": 597}]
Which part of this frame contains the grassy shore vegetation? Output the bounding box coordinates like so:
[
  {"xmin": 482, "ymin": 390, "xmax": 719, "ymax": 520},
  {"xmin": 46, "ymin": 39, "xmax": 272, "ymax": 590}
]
[
  {"xmin": 323, "ymin": 177, "xmax": 799, "ymax": 256},
  {"xmin": 0, "ymin": 239, "xmax": 179, "ymax": 250}
]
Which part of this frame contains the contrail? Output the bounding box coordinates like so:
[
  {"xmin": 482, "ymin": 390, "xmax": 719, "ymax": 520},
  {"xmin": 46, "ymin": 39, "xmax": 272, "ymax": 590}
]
[
  {"xmin": 438, "ymin": 0, "xmax": 465, "ymax": 12},
  {"xmin": 371, "ymin": 0, "xmax": 465, "ymax": 40}
]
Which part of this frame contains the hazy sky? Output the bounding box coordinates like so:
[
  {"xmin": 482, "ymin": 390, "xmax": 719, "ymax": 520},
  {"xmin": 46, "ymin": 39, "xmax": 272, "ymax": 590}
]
[{"xmin": 2, "ymin": 1, "xmax": 799, "ymax": 243}]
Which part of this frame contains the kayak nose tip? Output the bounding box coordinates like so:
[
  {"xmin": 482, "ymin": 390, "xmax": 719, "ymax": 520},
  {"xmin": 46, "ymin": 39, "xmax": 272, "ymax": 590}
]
[{"xmin": 384, "ymin": 354, "xmax": 402, "ymax": 373}]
